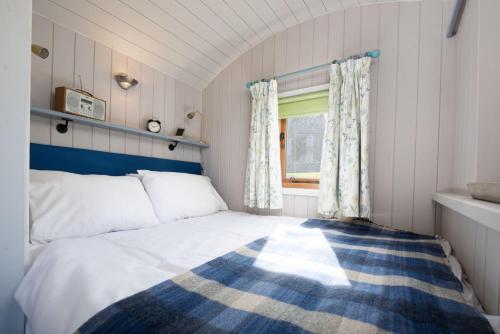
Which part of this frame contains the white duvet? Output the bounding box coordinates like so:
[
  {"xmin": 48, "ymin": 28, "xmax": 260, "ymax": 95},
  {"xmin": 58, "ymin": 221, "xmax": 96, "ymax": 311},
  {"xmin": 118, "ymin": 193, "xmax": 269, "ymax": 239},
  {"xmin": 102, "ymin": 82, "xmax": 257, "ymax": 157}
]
[{"xmin": 15, "ymin": 211, "xmax": 305, "ymax": 334}]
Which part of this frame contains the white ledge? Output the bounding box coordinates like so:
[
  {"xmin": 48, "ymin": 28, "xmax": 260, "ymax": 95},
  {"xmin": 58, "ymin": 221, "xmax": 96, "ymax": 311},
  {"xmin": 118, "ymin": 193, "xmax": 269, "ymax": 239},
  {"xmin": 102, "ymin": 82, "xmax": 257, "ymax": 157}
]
[
  {"xmin": 433, "ymin": 192, "xmax": 500, "ymax": 233},
  {"xmin": 283, "ymin": 187, "xmax": 319, "ymax": 197}
]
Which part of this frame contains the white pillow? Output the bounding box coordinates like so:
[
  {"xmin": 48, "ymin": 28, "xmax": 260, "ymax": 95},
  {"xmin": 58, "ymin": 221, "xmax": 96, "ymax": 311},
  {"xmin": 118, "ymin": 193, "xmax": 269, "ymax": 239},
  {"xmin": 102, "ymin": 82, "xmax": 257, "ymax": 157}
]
[
  {"xmin": 30, "ymin": 170, "xmax": 160, "ymax": 242},
  {"xmin": 137, "ymin": 171, "xmax": 228, "ymax": 223}
]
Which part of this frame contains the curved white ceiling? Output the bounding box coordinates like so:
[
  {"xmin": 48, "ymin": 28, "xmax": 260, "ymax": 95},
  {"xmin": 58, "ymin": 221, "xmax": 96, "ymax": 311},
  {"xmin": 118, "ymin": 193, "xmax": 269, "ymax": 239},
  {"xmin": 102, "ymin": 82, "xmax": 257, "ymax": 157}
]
[{"xmin": 33, "ymin": 0, "xmax": 401, "ymax": 89}]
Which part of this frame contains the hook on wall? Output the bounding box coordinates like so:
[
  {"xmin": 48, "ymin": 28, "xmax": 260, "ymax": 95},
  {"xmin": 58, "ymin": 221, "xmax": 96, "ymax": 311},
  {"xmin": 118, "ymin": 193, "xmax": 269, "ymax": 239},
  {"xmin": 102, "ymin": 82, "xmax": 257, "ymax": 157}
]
[
  {"xmin": 168, "ymin": 141, "xmax": 178, "ymax": 151},
  {"xmin": 56, "ymin": 119, "xmax": 72, "ymax": 134}
]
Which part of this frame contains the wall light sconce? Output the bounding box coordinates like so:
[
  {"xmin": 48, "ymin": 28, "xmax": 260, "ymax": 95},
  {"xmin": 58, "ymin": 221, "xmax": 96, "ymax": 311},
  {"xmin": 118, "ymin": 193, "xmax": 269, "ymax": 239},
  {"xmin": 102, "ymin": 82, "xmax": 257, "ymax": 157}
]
[
  {"xmin": 31, "ymin": 44, "xmax": 49, "ymax": 59},
  {"xmin": 115, "ymin": 73, "xmax": 138, "ymax": 90},
  {"xmin": 186, "ymin": 111, "xmax": 205, "ymax": 144}
]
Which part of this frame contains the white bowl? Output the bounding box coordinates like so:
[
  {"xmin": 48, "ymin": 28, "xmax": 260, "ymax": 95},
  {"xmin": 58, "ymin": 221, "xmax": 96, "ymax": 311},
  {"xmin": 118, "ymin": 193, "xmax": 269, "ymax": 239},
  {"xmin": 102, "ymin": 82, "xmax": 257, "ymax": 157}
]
[{"xmin": 467, "ymin": 182, "xmax": 500, "ymax": 204}]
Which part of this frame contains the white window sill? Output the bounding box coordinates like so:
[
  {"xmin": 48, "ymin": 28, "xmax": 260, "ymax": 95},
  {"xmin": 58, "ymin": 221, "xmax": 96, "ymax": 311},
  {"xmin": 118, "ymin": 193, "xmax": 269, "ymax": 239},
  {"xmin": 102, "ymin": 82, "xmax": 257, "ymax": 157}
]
[{"xmin": 283, "ymin": 187, "xmax": 319, "ymax": 197}]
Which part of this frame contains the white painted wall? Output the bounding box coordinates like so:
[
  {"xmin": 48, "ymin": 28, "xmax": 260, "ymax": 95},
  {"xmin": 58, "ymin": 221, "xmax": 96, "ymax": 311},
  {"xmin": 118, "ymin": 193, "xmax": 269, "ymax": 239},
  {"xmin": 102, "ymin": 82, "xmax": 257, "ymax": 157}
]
[
  {"xmin": 0, "ymin": 0, "xmax": 31, "ymax": 332},
  {"xmin": 31, "ymin": 14, "xmax": 203, "ymax": 163},
  {"xmin": 452, "ymin": 0, "xmax": 500, "ymax": 191},
  {"xmin": 437, "ymin": 206, "xmax": 500, "ymax": 315},
  {"xmin": 203, "ymin": 1, "xmax": 457, "ymax": 236}
]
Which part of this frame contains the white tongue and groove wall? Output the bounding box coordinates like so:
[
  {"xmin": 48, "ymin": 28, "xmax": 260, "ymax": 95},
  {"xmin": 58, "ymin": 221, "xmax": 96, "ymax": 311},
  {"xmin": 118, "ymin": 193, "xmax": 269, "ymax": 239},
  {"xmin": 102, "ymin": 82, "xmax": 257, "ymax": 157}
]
[
  {"xmin": 202, "ymin": 0, "xmax": 457, "ymax": 236},
  {"xmin": 30, "ymin": 14, "xmax": 202, "ymax": 163},
  {"xmin": 31, "ymin": 0, "xmax": 500, "ymax": 238}
]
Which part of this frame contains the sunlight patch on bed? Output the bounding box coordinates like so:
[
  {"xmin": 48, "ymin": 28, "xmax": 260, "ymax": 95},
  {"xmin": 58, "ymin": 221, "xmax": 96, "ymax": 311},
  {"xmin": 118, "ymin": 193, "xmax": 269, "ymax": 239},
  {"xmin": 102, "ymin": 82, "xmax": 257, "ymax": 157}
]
[{"xmin": 254, "ymin": 225, "xmax": 351, "ymax": 287}]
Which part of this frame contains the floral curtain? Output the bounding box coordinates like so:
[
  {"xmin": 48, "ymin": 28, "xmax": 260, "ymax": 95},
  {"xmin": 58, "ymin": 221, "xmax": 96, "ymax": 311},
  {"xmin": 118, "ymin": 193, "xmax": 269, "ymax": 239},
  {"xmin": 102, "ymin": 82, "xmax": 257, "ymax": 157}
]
[
  {"xmin": 318, "ymin": 57, "xmax": 371, "ymax": 219},
  {"xmin": 244, "ymin": 80, "xmax": 283, "ymax": 209}
]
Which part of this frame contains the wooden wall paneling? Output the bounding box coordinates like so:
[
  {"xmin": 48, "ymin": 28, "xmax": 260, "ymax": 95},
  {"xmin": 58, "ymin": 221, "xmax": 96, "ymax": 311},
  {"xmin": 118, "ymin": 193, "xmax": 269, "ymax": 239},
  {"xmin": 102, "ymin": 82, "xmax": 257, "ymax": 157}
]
[
  {"xmin": 372, "ymin": 2, "xmax": 399, "ymax": 226},
  {"xmin": 484, "ymin": 229, "xmax": 500, "ymax": 314},
  {"xmin": 304, "ymin": 0, "xmax": 327, "ymax": 17},
  {"xmin": 202, "ymin": 0, "xmax": 261, "ymax": 47},
  {"xmin": 323, "ymin": 0, "xmax": 342, "ymax": 13},
  {"xmin": 31, "ymin": 16, "xmax": 203, "ymax": 162},
  {"xmin": 193, "ymin": 89, "xmax": 202, "ymax": 162},
  {"xmin": 201, "ymin": 88, "xmax": 209, "ymax": 174},
  {"xmin": 298, "ymin": 20, "xmax": 314, "ymax": 89},
  {"xmin": 181, "ymin": 0, "xmax": 249, "ymax": 53},
  {"xmin": 293, "ymin": 195, "xmax": 309, "ymax": 218},
  {"xmin": 209, "ymin": 78, "xmax": 219, "ymax": 189},
  {"xmin": 274, "ymin": 30, "xmax": 288, "ymax": 95},
  {"xmin": 472, "ymin": 223, "xmax": 487, "ymax": 304},
  {"xmin": 188, "ymin": 85, "xmax": 199, "ymax": 161},
  {"xmin": 201, "ymin": 2, "xmax": 455, "ymax": 230},
  {"xmin": 312, "ymin": 15, "xmax": 329, "ymax": 85},
  {"xmin": 211, "ymin": 76, "xmax": 222, "ymax": 192},
  {"xmin": 451, "ymin": 0, "xmax": 478, "ymax": 191},
  {"xmin": 92, "ymin": 43, "xmax": 112, "ymax": 152},
  {"xmin": 151, "ymin": 71, "xmax": 165, "ymax": 158},
  {"xmin": 127, "ymin": 0, "xmax": 226, "ymax": 67},
  {"xmin": 183, "ymin": 85, "xmax": 195, "ymax": 162},
  {"xmin": 109, "ymin": 51, "xmax": 127, "ymax": 153},
  {"xmin": 328, "ymin": 10, "xmax": 345, "ymax": 62},
  {"xmin": 226, "ymin": 0, "xmax": 274, "ymax": 40},
  {"xmin": 251, "ymin": 43, "xmax": 264, "ymax": 83},
  {"xmin": 230, "ymin": 58, "xmax": 243, "ymax": 211},
  {"xmin": 73, "ymin": 34, "xmax": 95, "ymax": 149},
  {"xmin": 138, "ymin": 65, "xmax": 154, "ymax": 157},
  {"xmin": 453, "ymin": 215, "xmax": 476, "ymax": 282},
  {"xmin": 68, "ymin": 0, "xmax": 206, "ymax": 87},
  {"xmin": 413, "ymin": 0, "xmax": 443, "ymax": 235},
  {"xmin": 285, "ymin": 25, "xmax": 300, "ymax": 91},
  {"xmin": 307, "ymin": 196, "xmax": 319, "ymax": 218},
  {"xmin": 263, "ymin": 0, "xmax": 298, "ymax": 30},
  {"xmin": 279, "ymin": 0, "xmax": 311, "ymax": 23},
  {"xmin": 163, "ymin": 76, "xmax": 176, "ymax": 160},
  {"xmin": 124, "ymin": 58, "xmax": 141, "ymax": 155},
  {"xmin": 219, "ymin": 69, "xmax": 231, "ymax": 205},
  {"xmin": 360, "ymin": 4, "xmax": 380, "ymax": 211},
  {"xmin": 174, "ymin": 81, "xmax": 185, "ymax": 161},
  {"xmin": 476, "ymin": 0, "xmax": 500, "ymax": 184},
  {"xmin": 262, "ymin": 37, "xmax": 275, "ymax": 78},
  {"xmin": 98, "ymin": 0, "xmax": 221, "ymax": 74},
  {"xmin": 437, "ymin": 0, "xmax": 457, "ymax": 192},
  {"xmin": 391, "ymin": 1, "xmax": 419, "ymax": 231},
  {"xmin": 440, "ymin": 207, "xmax": 500, "ymax": 315},
  {"xmin": 202, "ymin": 83, "xmax": 212, "ymax": 177},
  {"xmin": 249, "ymin": 0, "xmax": 284, "ymax": 41},
  {"xmin": 31, "ymin": 14, "xmax": 52, "ymax": 145},
  {"xmin": 37, "ymin": 0, "xmax": 402, "ymax": 89},
  {"xmin": 343, "ymin": 7, "xmax": 361, "ymax": 57},
  {"xmin": 282, "ymin": 195, "xmax": 295, "ymax": 217},
  {"xmin": 51, "ymin": 24, "xmax": 75, "ymax": 147}
]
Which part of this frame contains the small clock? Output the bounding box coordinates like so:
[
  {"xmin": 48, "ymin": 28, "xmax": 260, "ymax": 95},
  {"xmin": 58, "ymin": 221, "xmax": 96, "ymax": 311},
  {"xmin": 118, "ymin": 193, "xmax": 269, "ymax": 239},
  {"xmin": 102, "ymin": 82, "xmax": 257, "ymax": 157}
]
[{"xmin": 147, "ymin": 119, "xmax": 161, "ymax": 133}]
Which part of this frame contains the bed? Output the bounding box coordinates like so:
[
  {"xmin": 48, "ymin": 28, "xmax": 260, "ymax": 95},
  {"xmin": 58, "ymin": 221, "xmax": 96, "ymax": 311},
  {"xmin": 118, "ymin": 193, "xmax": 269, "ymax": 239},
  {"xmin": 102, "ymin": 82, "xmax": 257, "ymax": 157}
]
[{"xmin": 18, "ymin": 144, "xmax": 496, "ymax": 334}]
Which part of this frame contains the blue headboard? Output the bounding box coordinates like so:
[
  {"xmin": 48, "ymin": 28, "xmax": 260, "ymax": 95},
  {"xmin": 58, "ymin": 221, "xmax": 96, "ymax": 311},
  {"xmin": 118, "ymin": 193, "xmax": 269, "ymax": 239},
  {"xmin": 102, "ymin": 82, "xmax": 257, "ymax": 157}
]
[{"xmin": 30, "ymin": 143, "xmax": 202, "ymax": 175}]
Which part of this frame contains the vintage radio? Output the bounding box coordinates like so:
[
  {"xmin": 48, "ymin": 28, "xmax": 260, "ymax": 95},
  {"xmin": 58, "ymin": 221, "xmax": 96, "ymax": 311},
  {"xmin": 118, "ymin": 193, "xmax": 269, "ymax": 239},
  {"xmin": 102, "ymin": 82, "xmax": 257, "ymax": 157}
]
[{"xmin": 54, "ymin": 87, "xmax": 106, "ymax": 121}]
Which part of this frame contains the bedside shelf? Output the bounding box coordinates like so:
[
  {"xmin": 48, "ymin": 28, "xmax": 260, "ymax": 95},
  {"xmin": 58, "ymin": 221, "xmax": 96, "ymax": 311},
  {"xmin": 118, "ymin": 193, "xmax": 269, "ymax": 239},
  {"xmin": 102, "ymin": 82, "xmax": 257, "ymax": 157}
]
[
  {"xmin": 31, "ymin": 107, "xmax": 209, "ymax": 149},
  {"xmin": 433, "ymin": 192, "xmax": 500, "ymax": 233}
]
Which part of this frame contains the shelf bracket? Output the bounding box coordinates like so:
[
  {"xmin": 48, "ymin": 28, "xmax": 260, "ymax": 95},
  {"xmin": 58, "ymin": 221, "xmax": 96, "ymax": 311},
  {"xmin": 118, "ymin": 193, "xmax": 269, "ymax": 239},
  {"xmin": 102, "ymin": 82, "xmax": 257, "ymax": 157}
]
[
  {"xmin": 168, "ymin": 141, "xmax": 178, "ymax": 151},
  {"xmin": 56, "ymin": 119, "xmax": 72, "ymax": 134}
]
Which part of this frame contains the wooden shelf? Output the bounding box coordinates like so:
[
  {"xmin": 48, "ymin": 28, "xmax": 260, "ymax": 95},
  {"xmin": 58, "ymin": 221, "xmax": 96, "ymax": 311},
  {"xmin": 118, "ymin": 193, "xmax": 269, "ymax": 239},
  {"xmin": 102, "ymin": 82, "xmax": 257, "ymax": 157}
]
[
  {"xmin": 433, "ymin": 192, "xmax": 500, "ymax": 233},
  {"xmin": 31, "ymin": 107, "xmax": 209, "ymax": 149}
]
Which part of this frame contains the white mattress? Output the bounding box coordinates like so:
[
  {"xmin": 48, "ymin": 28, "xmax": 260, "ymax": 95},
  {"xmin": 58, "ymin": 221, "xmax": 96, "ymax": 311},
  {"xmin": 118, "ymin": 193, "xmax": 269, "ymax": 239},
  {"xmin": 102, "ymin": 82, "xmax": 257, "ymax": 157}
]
[
  {"xmin": 16, "ymin": 211, "xmax": 306, "ymax": 334},
  {"xmin": 17, "ymin": 211, "xmax": 499, "ymax": 334}
]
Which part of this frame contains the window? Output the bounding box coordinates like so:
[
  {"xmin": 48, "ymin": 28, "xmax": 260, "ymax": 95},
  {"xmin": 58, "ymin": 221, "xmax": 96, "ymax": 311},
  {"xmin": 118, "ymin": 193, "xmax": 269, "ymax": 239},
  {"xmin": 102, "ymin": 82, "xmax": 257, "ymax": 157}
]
[{"xmin": 279, "ymin": 89, "xmax": 328, "ymax": 189}]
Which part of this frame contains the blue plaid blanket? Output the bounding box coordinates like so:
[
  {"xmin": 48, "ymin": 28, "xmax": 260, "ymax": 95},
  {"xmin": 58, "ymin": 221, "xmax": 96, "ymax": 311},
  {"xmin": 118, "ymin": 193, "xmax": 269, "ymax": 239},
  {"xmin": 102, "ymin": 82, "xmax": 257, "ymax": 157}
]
[{"xmin": 78, "ymin": 219, "xmax": 493, "ymax": 334}]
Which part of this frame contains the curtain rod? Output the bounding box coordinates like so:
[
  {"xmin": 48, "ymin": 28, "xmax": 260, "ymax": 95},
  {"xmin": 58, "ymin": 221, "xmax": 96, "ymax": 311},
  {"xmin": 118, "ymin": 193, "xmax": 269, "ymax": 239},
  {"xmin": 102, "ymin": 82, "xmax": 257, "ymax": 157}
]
[{"xmin": 246, "ymin": 49, "xmax": 381, "ymax": 89}]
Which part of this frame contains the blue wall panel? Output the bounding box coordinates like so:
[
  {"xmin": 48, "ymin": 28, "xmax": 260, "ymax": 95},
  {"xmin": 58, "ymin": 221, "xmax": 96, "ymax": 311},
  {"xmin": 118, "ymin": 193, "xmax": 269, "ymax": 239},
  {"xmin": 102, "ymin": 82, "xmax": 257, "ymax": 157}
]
[{"xmin": 30, "ymin": 143, "xmax": 202, "ymax": 175}]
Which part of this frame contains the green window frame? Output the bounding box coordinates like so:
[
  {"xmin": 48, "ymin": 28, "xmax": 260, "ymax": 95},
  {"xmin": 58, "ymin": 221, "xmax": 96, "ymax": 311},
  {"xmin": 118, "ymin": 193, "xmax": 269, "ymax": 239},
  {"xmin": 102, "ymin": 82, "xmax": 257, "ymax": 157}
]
[{"xmin": 278, "ymin": 90, "xmax": 328, "ymax": 189}]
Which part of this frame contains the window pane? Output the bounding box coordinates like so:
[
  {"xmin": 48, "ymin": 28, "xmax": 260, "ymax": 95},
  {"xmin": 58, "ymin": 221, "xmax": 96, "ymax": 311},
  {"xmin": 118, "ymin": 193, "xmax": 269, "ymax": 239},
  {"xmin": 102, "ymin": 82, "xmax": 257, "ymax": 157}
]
[{"xmin": 285, "ymin": 114, "xmax": 325, "ymax": 180}]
